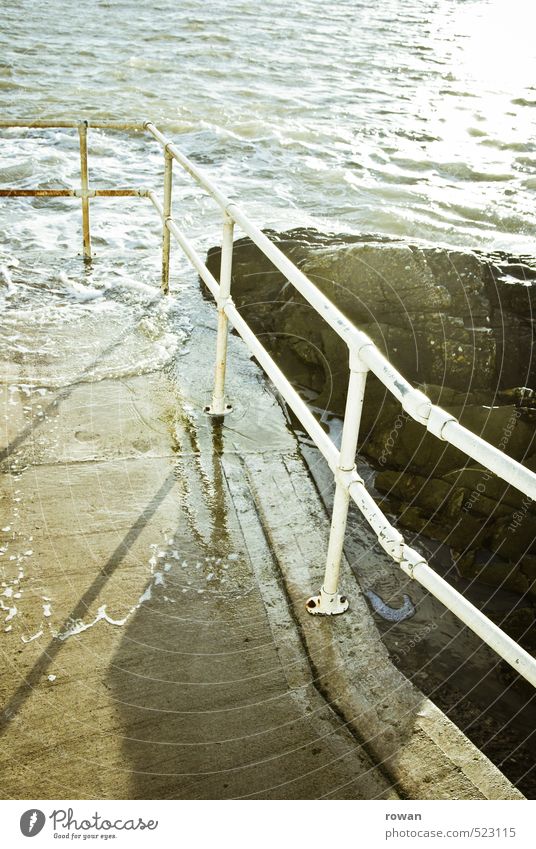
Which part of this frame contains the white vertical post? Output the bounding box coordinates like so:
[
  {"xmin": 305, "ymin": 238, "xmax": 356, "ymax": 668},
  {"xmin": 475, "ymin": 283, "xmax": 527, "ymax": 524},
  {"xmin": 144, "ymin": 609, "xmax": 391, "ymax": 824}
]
[
  {"xmin": 161, "ymin": 148, "xmax": 173, "ymax": 294},
  {"xmin": 204, "ymin": 213, "xmax": 234, "ymax": 417},
  {"xmin": 307, "ymin": 347, "xmax": 368, "ymax": 615},
  {"xmin": 78, "ymin": 121, "xmax": 91, "ymax": 261}
]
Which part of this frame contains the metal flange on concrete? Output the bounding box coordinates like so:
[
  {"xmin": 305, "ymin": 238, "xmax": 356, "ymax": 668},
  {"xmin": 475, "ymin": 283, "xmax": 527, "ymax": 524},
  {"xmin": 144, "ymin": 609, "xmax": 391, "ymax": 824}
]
[
  {"xmin": 306, "ymin": 586, "xmax": 349, "ymax": 615},
  {"xmin": 203, "ymin": 402, "xmax": 233, "ymax": 417}
]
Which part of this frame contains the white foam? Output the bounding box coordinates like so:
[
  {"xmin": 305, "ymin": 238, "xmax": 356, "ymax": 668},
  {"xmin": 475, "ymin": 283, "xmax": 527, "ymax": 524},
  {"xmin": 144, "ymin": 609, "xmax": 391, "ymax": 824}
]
[
  {"xmin": 5, "ymin": 605, "xmax": 17, "ymax": 622},
  {"xmin": 57, "ymin": 604, "xmax": 131, "ymax": 640},
  {"xmin": 0, "ymin": 264, "xmax": 16, "ymax": 298},
  {"xmin": 21, "ymin": 629, "xmax": 43, "ymax": 643},
  {"xmin": 138, "ymin": 585, "xmax": 152, "ymax": 603}
]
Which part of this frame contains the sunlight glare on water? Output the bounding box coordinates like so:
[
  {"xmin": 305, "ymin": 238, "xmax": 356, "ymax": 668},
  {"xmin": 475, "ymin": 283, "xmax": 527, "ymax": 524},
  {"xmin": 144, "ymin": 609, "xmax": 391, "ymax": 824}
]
[
  {"xmin": 454, "ymin": 0, "xmax": 536, "ymax": 90},
  {"xmin": 0, "ymin": 0, "xmax": 535, "ymax": 277}
]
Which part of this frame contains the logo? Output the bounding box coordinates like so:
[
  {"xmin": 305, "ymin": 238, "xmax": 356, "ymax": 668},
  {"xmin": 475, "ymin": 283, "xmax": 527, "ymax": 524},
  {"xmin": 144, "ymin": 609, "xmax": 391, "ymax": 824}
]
[{"xmin": 20, "ymin": 810, "xmax": 46, "ymax": 837}]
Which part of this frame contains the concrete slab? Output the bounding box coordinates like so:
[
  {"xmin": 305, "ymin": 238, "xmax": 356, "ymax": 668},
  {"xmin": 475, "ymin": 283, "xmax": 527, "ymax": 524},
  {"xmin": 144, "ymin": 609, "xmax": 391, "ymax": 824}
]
[
  {"xmin": 0, "ymin": 273, "xmax": 522, "ymax": 799},
  {"xmin": 0, "ymin": 280, "xmax": 398, "ymax": 800},
  {"xmin": 243, "ymin": 451, "xmax": 523, "ymax": 799}
]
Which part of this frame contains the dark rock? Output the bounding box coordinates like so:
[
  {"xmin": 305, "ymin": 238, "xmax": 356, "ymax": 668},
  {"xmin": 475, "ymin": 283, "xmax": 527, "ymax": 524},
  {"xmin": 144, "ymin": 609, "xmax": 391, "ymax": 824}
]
[
  {"xmin": 456, "ymin": 555, "xmax": 536, "ymax": 602},
  {"xmin": 488, "ymin": 606, "xmax": 536, "ymax": 650},
  {"xmin": 207, "ymin": 228, "xmax": 536, "ymax": 391},
  {"xmin": 205, "ymin": 228, "xmax": 536, "ymax": 598}
]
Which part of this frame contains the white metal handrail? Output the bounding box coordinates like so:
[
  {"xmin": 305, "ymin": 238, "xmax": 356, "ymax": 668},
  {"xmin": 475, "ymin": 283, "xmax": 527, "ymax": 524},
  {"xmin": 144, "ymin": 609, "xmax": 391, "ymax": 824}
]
[{"xmin": 2, "ymin": 119, "xmax": 536, "ymax": 688}]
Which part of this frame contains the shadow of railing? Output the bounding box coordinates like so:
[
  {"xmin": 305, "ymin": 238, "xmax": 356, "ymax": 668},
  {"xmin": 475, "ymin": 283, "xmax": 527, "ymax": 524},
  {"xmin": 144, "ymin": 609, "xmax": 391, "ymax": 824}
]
[{"xmin": 0, "ymin": 467, "xmax": 176, "ymax": 732}]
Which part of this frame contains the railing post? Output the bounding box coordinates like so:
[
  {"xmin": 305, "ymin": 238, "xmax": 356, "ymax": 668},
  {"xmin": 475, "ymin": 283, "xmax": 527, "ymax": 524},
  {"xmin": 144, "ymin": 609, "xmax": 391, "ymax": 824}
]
[
  {"xmin": 307, "ymin": 347, "xmax": 369, "ymax": 615},
  {"xmin": 204, "ymin": 213, "xmax": 234, "ymax": 417},
  {"xmin": 77, "ymin": 121, "xmax": 91, "ymax": 261},
  {"xmin": 161, "ymin": 148, "xmax": 173, "ymax": 294}
]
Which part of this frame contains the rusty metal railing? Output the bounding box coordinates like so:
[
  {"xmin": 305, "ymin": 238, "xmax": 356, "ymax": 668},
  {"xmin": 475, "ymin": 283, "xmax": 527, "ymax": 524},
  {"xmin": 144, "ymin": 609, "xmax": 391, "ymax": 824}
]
[
  {"xmin": 0, "ymin": 120, "xmax": 147, "ymax": 260},
  {"xmin": 2, "ymin": 119, "xmax": 536, "ymax": 689}
]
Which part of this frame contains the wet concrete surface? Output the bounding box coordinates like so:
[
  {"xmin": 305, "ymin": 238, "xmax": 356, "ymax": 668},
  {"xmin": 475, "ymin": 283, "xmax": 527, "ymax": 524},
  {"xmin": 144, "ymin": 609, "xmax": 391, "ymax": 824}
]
[
  {"xmin": 0, "ymin": 275, "xmax": 523, "ymax": 799},
  {"xmin": 300, "ymin": 445, "xmax": 535, "ymax": 798},
  {"xmin": 0, "ymin": 279, "xmax": 398, "ymax": 799}
]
